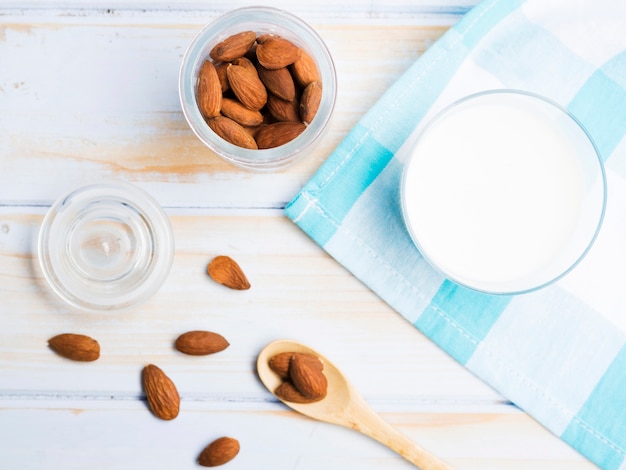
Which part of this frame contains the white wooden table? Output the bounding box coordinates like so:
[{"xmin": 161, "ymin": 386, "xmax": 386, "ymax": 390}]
[{"xmin": 0, "ymin": 2, "xmax": 598, "ymax": 468}]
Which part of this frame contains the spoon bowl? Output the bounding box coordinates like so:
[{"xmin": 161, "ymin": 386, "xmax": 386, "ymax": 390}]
[{"xmin": 257, "ymin": 339, "xmax": 453, "ymax": 469}]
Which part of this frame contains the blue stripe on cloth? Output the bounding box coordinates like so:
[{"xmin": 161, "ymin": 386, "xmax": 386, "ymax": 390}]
[
  {"xmin": 286, "ymin": 0, "xmax": 523, "ymax": 244},
  {"xmin": 283, "ymin": 191, "xmax": 339, "ymax": 248},
  {"xmin": 368, "ymin": 0, "xmax": 524, "ymax": 153},
  {"xmin": 567, "ymin": 68, "xmax": 626, "ymax": 162},
  {"xmin": 324, "ymin": 158, "xmax": 446, "ymax": 324},
  {"xmin": 601, "ymin": 50, "xmax": 626, "ymax": 90},
  {"xmin": 456, "ymin": 0, "xmax": 525, "ymax": 48},
  {"xmin": 414, "ymin": 281, "xmax": 512, "ymax": 364},
  {"xmin": 561, "ymin": 345, "xmax": 626, "ymax": 470},
  {"xmin": 285, "ymin": 126, "xmax": 394, "ymax": 247},
  {"xmin": 467, "ymin": 288, "xmax": 626, "ymax": 437},
  {"xmin": 284, "ymin": 1, "xmax": 626, "ymax": 468}
]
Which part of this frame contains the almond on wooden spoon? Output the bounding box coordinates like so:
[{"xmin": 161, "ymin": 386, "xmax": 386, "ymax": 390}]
[{"xmin": 257, "ymin": 340, "xmax": 453, "ymax": 470}]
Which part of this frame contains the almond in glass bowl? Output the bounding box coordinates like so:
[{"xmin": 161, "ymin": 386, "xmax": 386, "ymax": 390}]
[{"xmin": 179, "ymin": 7, "xmax": 337, "ymax": 172}]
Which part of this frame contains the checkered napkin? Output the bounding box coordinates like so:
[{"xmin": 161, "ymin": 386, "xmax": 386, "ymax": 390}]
[{"xmin": 285, "ymin": 1, "xmax": 626, "ymax": 468}]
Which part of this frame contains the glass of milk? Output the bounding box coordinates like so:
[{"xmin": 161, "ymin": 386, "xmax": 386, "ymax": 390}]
[{"xmin": 401, "ymin": 90, "xmax": 606, "ymax": 295}]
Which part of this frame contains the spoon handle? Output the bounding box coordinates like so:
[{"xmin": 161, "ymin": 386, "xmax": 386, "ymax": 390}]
[{"xmin": 348, "ymin": 397, "xmax": 454, "ymax": 470}]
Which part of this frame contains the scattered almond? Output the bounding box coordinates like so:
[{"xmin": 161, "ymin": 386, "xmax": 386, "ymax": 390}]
[
  {"xmin": 210, "ymin": 30, "xmax": 256, "ymax": 62},
  {"xmin": 208, "ymin": 116, "xmax": 258, "ymax": 150},
  {"xmin": 255, "ymin": 122, "xmax": 306, "ymax": 149},
  {"xmin": 300, "ymin": 80, "xmax": 322, "ymax": 125},
  {"xmin": 207, "ymin": 255, "xmax": 251, "ymax": 290},
  {"xmin": 198, "ymin": 436, "xmax": 240, "ymax": 467},
  {"xmin": 256, "ymin": 36, "xmax": 302, "ymax": 69},
  {"xmin": 48, "ymin": 333, "xmax": 100, "ymax": 362},
  {"xmin": 142, "ymin": 364, "xmax": 180, "ymax": 421},
  {"xmin": 289, "ymin": 353, "xmax": 328, "ymax": 400},
  {"xmin": 197, "ymin": 60, "xmax": 222, "ymax": 119},
  {"xmin": 175, "ymin": 331, "xmax": 230, "ymax": 356}
]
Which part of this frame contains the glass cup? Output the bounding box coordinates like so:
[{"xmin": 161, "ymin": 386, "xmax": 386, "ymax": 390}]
[
  {"xmin": 401, "ymin": 90, "xmax": 606, "ymax": 295},
  {"xmin": 179, "ymin": 6, "xmax": 337, "ymax": 171},
  {"xmin": 37, "ymin": 181, "xmax": 174, "ymax": 313}
]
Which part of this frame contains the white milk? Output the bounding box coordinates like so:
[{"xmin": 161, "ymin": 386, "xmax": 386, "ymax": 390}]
[{"xmin": 402, "ymin": 91, "xmax": 604, "ymax": 294}]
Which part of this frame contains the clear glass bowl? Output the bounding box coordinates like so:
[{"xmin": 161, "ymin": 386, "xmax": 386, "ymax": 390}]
[
  {"xmin": 401, "ymin": 90, "xmax": 606, "ymax": 295},
  {"xmin": 38, "ymin": 181, "xmax": 174, "ymax": 313},
  {"xmin": 179, "ymin": 6, "xmax": 337, "ymax": 171}
]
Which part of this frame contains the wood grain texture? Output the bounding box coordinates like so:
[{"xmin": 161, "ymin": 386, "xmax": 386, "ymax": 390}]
[
  {"xmin": 0, "ymin": 17, "xmax": 448, "ymax": 207},
  {"xmin": 0, "ymin": 4, "xmax": 598, "ymax": 469},
  {"xmin": 0, "ymin": 209, "xmax": 498, "ymax": 400},
  {"xmin": 1, "ymin": 1, "xmax": 480, "ymax": 15},
  {"xmin": 0, "ymin": 400, "xmax": 592, "ymax": 470},
  {"xmin": 0, "ymin": 209, "xmax": 597, "ymax": 468}
]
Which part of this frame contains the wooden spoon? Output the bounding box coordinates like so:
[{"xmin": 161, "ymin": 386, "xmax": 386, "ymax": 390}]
[{"xmin": 256, "ymin": 339, "xmax": 454, "ymax": 469}]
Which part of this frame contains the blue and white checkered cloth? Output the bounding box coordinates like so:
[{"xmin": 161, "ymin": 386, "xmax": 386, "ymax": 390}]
[{"xmin": 286, "ymin": 1, "xmax": 626, "ymax": 468}]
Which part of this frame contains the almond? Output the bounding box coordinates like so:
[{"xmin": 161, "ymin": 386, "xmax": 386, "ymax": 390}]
[
  {"xmin": 300, "ymin": 80, "xmax": 322, "ymax": 125},
  {"xmin": 214, "ymin": 62, "xmax": 230, "ymax": 93},
  {"xmin": 289, "ymin": 353, "xmax": 328, "ymax": 400},
  {"xmin": 274, "ymin": 381, "xmax": 321, "ymax": 404},
  {"xmin": 207, "ymin": 255, "xmax": 251, "ymax": 290},
  {"xmin": 197, "ymin": 60, "xmax": 222, "ymax": 119},
  {"xmin": 243, "ymin": 123, "xmax": 265, "ymax": 139},
  {"xmin": 256, "ymin": 33, "xmax": 275, "ymax": 44},
  {"xmin": 196, "ymin": 30, "xmax": 324, "ymax": 152},
  {"xmin": 175, "ymin": 331, "xmax": 230, "ymax": 356},
  {"xmin": 232, "ymin": 56, "xmax": 257, "ymax": 73},
  {"xmin": 210, "ymin": 31, "xmax": 256, "ymax": 62},
  {"xmin": 267, "ymin": 94, "xmax": 301, "ymax": 122},
  {"xmin": 208, "ymin": 116, "xmax": 258, "ymax": 150},
  {"xmin": 256, "ymin": 36, "xmax": 302, "ymax": 69},
  {"xmin": 268, "ymin": 352, "xmax": 294, "ymax": 379},
  {"xmin": 257, "ymin": 66, "xmax": 296, "ymax": 101},
  {"xmin": 142, "ymin": 364, "xmax": 180, "ymax": 421},
  {"xmin": 244, "ymin": 42, "xmax": 258, "ymax": 62},
  {"xmin": 255, "ymin": 121, "xmax": 306, "ymax": 149},
  {"xmin": 221, "ymin": 98, "xmax": 264, "ymax": 127},
  {"xmin": 268, "ymin": 352, "xmax": 323, "ymax": 379},
  {"xmin": 290, "ymin": 50, "xmax": 320, "ymax": 87},
  {"xmin": 198, "ymin": 436, "xmax": 240, "ymax": 467},
  {"xmin": 226, "ymin": 64, "xmax": 267, "ymax": 111},
  {"xmin": 48, "ymin": 333, "xmax": 100, "ymax": 362}
]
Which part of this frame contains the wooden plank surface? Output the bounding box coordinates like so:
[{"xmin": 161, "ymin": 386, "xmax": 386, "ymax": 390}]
[
  {"xmin": 0, "ymin": 399, "xmax": 591, "ymax": 470},
  {"xmin": 1, "ymin": 209, "xmax": 499, "ymax": 399},
  {"xmin": 0, "ymin": 1, "xmax": 480, "ymax": 15},
  {"xmin": 0, "ymin": 3, "xmax": 598, "ymax": 469},
  {"xmin": 0, "ymin": 14, "xmax": 451, "ymax": 207}
]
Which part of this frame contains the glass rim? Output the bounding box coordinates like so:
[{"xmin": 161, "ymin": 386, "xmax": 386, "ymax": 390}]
[
  {"xmin": 178, "ymin": 6, "xmax": 337, "ymax": 170},
  {"xmin": 401, "ymin": 89, "xmax": 607, "ymax": 296},
  {"xmin": 37, "ymin": 181, "xmax": 174, "ymax": 313}
]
